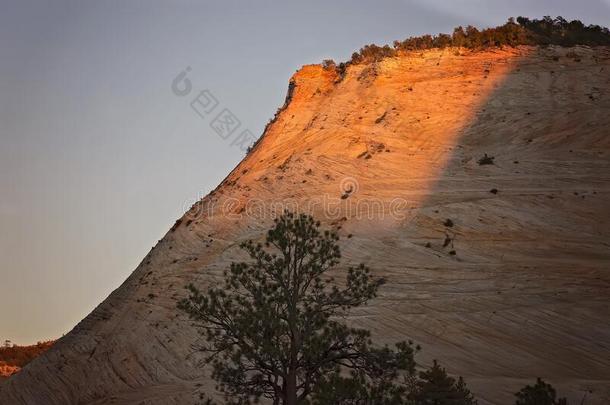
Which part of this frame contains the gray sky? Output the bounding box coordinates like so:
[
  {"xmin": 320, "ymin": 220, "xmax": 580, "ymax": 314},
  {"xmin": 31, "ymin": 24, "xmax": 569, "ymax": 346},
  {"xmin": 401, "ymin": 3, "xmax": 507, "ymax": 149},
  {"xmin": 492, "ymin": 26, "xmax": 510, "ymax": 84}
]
[{"xmin": 1, "ymin": 0, "xmax": 609, "ymax": 344}]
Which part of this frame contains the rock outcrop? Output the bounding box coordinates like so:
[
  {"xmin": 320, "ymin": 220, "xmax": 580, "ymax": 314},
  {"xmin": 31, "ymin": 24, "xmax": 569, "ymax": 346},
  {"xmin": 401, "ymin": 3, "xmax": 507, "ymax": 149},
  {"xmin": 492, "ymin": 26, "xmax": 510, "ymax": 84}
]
[{"xmin": 2, "ymin": 46, "xmax": 609, "ymax": 404}]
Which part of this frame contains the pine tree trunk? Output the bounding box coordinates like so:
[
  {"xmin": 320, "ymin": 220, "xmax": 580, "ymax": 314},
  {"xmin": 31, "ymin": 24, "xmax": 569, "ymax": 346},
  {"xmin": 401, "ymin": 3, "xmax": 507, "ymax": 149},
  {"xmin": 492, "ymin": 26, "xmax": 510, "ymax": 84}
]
[{"xmin": 285, "ymin": 371, "xmax": 297, "ymax": 405}]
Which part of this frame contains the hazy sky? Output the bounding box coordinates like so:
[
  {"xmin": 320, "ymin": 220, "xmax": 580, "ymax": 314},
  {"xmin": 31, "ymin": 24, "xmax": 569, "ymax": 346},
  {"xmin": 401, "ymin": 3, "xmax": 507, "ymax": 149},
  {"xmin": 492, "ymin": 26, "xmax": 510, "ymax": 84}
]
[{"xmin": 1, "ymin": 0, "xmax": 609, "ymax": 344}]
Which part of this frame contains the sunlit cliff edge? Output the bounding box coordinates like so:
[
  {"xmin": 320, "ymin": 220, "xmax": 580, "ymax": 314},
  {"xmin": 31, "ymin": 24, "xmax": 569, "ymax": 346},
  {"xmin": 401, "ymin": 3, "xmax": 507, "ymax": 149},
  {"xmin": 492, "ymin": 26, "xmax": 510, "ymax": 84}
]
[
  {"xmin": 0, "ymin": 341, "xmax": 54, "ymax": 381},
  {"xmin": 1, "ymin": 45, "xmax": 609, "ymax": 404}
]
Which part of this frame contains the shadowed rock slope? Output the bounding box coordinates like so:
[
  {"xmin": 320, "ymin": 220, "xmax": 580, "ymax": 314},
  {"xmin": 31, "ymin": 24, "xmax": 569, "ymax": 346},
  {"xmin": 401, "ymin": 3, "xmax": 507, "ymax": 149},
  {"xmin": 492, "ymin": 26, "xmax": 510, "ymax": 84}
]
[{"xmin": 2, "ymin": 46, "xmax": 609, "ymax": 405}]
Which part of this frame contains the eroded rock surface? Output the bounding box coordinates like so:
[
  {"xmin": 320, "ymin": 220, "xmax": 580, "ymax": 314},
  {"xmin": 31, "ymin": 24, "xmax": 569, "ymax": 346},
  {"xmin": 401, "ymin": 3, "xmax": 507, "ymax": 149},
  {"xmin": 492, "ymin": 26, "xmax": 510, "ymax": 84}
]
[{"xmin": 2, "ymin": 46, "xmax": 609, "ymax": 404}]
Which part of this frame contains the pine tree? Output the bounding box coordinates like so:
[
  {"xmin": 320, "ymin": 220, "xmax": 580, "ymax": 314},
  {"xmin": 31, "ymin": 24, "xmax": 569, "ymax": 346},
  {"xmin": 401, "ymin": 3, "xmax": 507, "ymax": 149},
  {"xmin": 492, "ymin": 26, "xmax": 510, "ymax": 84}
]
[
  {"xmin": 411, "ymin": 360, "xmax": 477, "ymax": 405},
  {"xmin": 178, "ymin": 211, "xmax": 418, "ymax": 405},
  {"xmin": 514, "ymin": 378, "xmax": 568, "ymax": 405}
]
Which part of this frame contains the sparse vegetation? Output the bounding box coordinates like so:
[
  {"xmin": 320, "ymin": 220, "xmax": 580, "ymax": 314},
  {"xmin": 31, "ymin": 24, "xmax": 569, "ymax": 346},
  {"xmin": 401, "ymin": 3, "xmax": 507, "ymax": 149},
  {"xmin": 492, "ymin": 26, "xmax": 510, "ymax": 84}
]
[
  {"xmin": 515, "ymin": 378, "xmax": 568, "ymax": 405},
  {"xmin": 413, "ymin": 360, "xmax": 477, "ymax": 405},
  {"xmin": 170, "ymin": 218, "xmax": 183, "ymax": 232},
  {"xmin": 331, "ymin": 17, "xmax": 610, "ymax": 71},
  {"xmin": 321, "ymin": 59, "xmax": 336, "ymax": 70},
  {"xmin": 478, "ymin": 154, "xmax": 495, "ymax": 165},
  {"xmin": 0, "ymin": 341, "xmax": 54, "ymax": 378}
]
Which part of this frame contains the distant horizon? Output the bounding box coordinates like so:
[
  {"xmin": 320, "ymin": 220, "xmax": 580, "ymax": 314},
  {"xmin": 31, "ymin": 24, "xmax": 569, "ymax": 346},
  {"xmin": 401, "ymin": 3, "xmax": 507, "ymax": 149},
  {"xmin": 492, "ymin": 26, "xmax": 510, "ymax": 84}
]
[{"xmin": 2, "ymin": 0, "xmax": 610, "ymax": 345}]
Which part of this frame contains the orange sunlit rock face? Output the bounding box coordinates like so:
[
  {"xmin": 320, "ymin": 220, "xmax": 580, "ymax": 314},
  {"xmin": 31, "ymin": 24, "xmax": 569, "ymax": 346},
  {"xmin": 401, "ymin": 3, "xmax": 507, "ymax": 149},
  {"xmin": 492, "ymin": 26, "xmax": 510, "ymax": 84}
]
[
  {"xmin": 210, "ymin": 47, "xmax": 530, "ymax": 223},
  {"xmin": 2, "ymin": 46, "xmax": 609, "ymax": 405},
  {"xmin": 0, "ymin": 364, "xmax": 20, "ymax": 379},
  {"xmin": 0, "ymin": 341, "xmax": 54, "ymax": 380}
]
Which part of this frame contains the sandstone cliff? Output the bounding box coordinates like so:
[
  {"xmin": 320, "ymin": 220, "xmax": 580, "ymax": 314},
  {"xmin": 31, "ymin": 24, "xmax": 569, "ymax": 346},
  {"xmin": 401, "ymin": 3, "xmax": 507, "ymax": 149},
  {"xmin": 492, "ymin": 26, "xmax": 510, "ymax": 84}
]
[{"xmin": 1, "ymin": 45, "xmax": 609, "ymax": 404}]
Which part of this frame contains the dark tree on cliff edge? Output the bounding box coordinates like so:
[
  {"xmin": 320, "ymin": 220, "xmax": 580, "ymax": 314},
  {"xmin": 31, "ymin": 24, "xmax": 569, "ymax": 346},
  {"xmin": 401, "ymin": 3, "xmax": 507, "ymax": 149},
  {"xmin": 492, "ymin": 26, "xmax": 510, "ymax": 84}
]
[
  {"xmin": 179, "ymin": 211, "xmax": 475, "ymax": 404},
  {"xmin": 349, "ymin": 16, "xmax": 610, "ymax": 65},
  {"xmin": 514, "ymin": 378, "xmax": 568, "ymax": 405}
]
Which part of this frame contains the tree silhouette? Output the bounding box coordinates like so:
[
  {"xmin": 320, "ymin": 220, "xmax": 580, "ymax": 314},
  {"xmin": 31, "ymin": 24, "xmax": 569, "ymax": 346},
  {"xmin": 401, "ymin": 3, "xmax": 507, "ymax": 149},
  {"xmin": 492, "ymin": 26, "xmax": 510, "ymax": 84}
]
[
  {"xmin": 412, "ymin": 360, "xmax": 477, "ymax": 405},
  {"xmin": 178, "ymin": 211, "xmax": 419, "ymax": 405},
  {"xmin": 515, "ymin": 378, "xmax": 568, "ymax": 405},
  {"xmin": 347, "ymin": 16, "xmax": 610, "ymax": 65}
]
